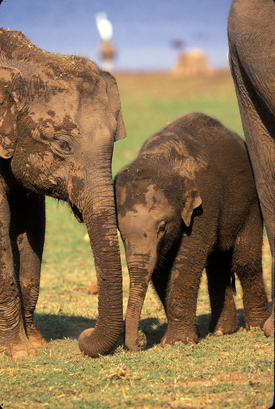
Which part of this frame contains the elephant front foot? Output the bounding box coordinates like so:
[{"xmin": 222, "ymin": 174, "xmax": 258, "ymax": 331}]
[
  {"xmin": 125, "ymin": 330, "xmax": 147, "ymax": 351},
  {"xmin": 210, "ymin": 314, "xmax": 238, "ymax": 336},
  {"xmin": 0, "ymin": 338, "xmax": 36, "ymax": 359},
  {"xmin": 161, "ymin": 325, "xmax": 199, "ymax": 347},
  {"xmin": 210, "ymin": 322, "xmax": 238, "ymax": 336},
  {"xmin": 26, "ymin": 325, "xmax": 47, "ymax": 349},
  {"xmin": 10, "ymin": 342, "xmax": 36, "ymax": 359},
  {"xmin": 212, "ymin": 325, "xmax": 238, "ymax": 336},
  {"xmin": 209, "ymin": 309, "xmax": 238, "ymax": 336},
  {"xmin": 0, "ymin": 317, "xmax": 36, "ymax": 358}
]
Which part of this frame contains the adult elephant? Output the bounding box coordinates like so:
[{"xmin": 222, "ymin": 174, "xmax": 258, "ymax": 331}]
[
  {"xmin": 0, "ymin": 29, "xmax": 126, "ymax": 358},
  {"xmin": 228, "ymin": 0, "xmax": 274, "ymax": 337}
]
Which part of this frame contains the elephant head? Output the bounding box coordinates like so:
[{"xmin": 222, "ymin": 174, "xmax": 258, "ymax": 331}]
[
  {"xmin": 115, "ymin": 158, "xmax": 201, "ymax": 350},
  {"xmin": 0, "ymin": 29, "xmax": 127, "ymax": 357}
]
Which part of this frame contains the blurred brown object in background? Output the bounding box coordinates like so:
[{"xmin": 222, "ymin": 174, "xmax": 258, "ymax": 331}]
[
  {"xmin": 172, "ymin": 49, "xmax": 212, "ymax": 77},
  {"xmin": 87, "ymin": 281, "xmax": 98, "ymax": 294}
]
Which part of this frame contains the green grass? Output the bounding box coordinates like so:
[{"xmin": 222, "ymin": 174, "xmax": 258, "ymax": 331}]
[
  {"xmin": 112, "ymin": 70, "xmax": 243, "ymax": 175},
  {"xmin": 0, "ymin": 70, "xmax": 273, "ymax": 409}
]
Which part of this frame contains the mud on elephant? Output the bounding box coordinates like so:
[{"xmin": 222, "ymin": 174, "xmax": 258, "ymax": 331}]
[
  {"xmin": 228, "ymin": 0, "xmax": 274, "ymax": 337},
  {"xmin": 0, "ymin": 29, "xmax": 126, "ymax": 358},
  {"xmin": 115, "ymin": 113, "xmax": 269, "ymax": 351}
]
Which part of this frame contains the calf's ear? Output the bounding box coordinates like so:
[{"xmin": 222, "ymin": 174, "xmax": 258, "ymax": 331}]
[
  {"xmin": 0, "ymin": 66, "xmax": 23, "ymax": 159},
  {"xmin": 181, "ymin": 176, "xmax": 202, "ymax": 227}
]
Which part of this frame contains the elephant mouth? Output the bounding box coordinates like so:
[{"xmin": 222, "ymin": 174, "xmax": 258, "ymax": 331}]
[{"xmin": 70, "ymin": 202, "xmax": 84, "ymax": 223}]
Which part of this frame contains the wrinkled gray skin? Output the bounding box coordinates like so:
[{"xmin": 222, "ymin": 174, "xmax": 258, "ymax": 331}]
[
  {"xmin": 115, "ymin": 113, "xmax": 269, "ymax": 350},
  {"xmin": 0, "ymin": 29, "xmax": 126, "ymax": 358},
  {"xmin": 228, "ymin": 0, "xmax": 274, "ymax": 337}
]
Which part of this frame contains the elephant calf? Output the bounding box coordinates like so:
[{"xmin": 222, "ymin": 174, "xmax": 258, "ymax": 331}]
[{"xmin": 115, "ymin": 113, "xmax": 270, "ymax": 351}]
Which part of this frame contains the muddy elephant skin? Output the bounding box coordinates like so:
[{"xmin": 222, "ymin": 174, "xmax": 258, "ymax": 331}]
[
  {"xmin": 115, "ymin": 113, "xmax": 269, "ymax": 351},
  {"xmin": 0, "ymin": 29, "xmax": 127, "ymax": 358},
  {"xmin": 228, "ymin": 0, "xmax": 274, "ymax": 337}
]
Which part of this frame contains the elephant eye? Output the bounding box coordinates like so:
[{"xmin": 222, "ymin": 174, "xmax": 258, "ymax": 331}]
[
  {"xmin": 157, "ymin": 221, "xmax": 166, "ymax": 235},
  {"xmin": 58, "ymin": 139, "xmax": 71, "ymax": 152},
  {"xmin": 53, "ymin": 136, "xmax": 72, "ymax": 155}
]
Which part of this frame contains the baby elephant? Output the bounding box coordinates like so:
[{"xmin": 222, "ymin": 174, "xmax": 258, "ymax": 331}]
[{"xmin": 115, "ymin": 113, "xmax": 269, "ymax": 351}]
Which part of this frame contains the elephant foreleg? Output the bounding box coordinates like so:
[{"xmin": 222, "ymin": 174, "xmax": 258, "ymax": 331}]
[
  {"xmin": 17, "ymin": 194, "xmax": 46, "ymax": 349},
  {"xmin": 0, "ymin": 189, "xmax": 35, "ymax": 358},
  {"xmin": 161, "ymin": 239, "xmax": 208, "ymax": 346}
]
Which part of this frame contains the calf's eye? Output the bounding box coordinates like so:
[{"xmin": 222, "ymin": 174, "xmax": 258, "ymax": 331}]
[
  {"xmin": 53, "ymin": 135, "xmax": 72, "ymax": 155},
  {"xmin": 157, "ymin": 221, "xmax": 166, "ymax": 235}
]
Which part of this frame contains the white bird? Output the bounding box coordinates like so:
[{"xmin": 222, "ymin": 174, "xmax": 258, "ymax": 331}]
[{"xmin": 95, "ymin": 12, "xmax": 113, "ymax": 41}]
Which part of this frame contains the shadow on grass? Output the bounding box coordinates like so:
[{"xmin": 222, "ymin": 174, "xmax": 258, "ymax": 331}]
[
  {"xmin": 33, "ymin": 303, "xmax": 265, "ymax": 350},
  {"xmin": 34, "ymin": 312, "xmax": 96, "ymax": 342}
]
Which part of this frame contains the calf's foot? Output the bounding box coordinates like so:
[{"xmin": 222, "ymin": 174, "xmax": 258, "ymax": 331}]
[
  {"xmin": 244, "ymin": 303, "xmax": 270, "ymax": 332},
  {"xmin": 161, "ymin": 325, "xmax": 199, "ymax": 347}
]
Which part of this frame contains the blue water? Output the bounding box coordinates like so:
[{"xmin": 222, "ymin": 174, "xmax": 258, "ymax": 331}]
[{"xmin": 0, "ymin": 0, "xmax": 233, "ymax": 71}]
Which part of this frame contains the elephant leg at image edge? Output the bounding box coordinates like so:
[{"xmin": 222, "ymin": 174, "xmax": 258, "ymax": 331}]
[
  {"xmin": 0, "ymin": 193, "xmax": 35, "ymax": 358},
  {"xmin": 229, "ymin": 53, "xmax": 274, "ymax": 337},
  {"xmin": 263, "ymin": 251, "xmax": 274, "ymax": 337}
]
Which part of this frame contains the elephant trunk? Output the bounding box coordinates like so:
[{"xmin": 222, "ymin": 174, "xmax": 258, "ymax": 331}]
[
  {"xmin": 77, "ymin": 160, "xmax": 123, "ymax": 357},
  {"xmin": 125, "ymin": 257, "xmax": 152, "ymax": 350}
]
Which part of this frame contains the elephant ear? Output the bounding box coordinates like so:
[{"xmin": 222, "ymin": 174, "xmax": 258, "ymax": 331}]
[
  {"xmin": 181, "ymin": 175, "xmax": 202, "ymax": 227},
  {"xmin": 101, "ymin": 70, "xmax": 127, "ymax": 142},
  {"xmin": 0, "ymin": 66, "xmax": 23, "ymax": 159}
]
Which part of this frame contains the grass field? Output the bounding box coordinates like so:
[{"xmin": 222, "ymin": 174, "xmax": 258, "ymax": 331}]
[{"xmin": 0, "ymin": 70, "xmax": 274, "ymax": 409}]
